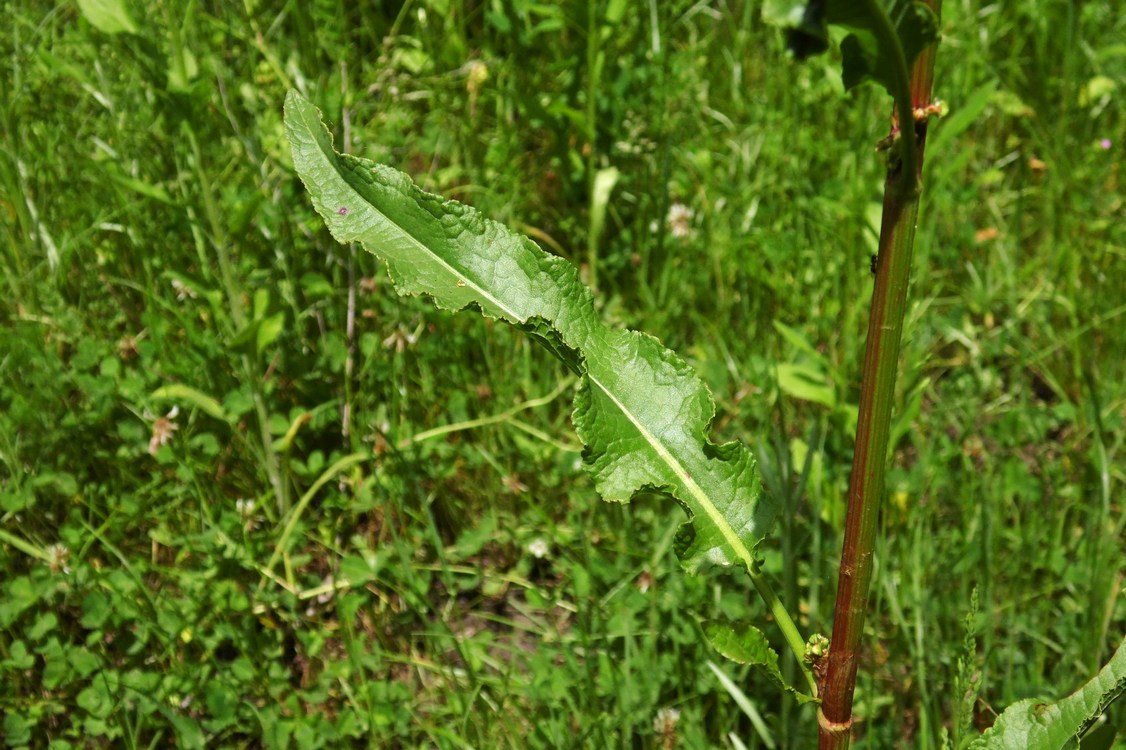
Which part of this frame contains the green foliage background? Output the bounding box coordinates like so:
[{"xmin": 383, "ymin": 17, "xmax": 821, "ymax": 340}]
[{"xmin": 1, "ymin": 1, "xmax": 1123, "ymax": 747}]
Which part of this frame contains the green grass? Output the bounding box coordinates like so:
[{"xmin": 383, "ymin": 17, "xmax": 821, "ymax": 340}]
[{"xmin": 1, "ymin": 1, "xmax": 1123, "ymax": 748}]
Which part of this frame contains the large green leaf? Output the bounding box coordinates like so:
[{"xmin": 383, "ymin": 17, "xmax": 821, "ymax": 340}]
[
  {"xmin": 284, "ymin": 90, "xmax": 777, "ymax": 574},
  {"xmin": 968, "ymin": 638, "xmax": 1126, "ymax": 750}
]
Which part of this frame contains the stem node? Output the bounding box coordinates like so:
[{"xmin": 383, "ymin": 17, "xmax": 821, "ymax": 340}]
[{"xmin": 817, "ymin": 708, "xmax": 852, "ymax": 736}]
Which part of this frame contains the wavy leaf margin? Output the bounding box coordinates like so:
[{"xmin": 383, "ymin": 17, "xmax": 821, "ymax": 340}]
[
  {"xmin": 283, "ymin": 90, "xmax": 778, "ymax": 574},
  {"xmin": 968, "ymin": 638, "xmax": 1126, "ymax": 750}
]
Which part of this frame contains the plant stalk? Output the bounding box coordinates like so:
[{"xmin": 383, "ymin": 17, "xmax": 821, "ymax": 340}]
[
  {"xmin": 819, "ymin": 3, "xmax": 940, "ymax": 747},
  {"xmin": 749, "ymin": 567, "xmax": 820, "ymax": 697},
  {"xmin": 585, "ymin": 0, "xmax": 600, "ymax": 291}
]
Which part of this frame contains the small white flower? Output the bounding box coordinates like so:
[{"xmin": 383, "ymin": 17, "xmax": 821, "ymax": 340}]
[
  {"xmin": 635, "ymin": 570, "xmax": 652, "ymax": 594},
  {"xmin": 653, "ymin": 706, "xmax": 681, "ymax": 735},
  {"xmin": 171, "ymin": 278, "xmax": 198, "ymax": 301},
  {"xmin": 306, "ymin": 574, "xmax": 336, "ymax": 617},
  {"xmin": 527, "ymin": 538, "xmax": 549, "ymax": 560},
  {"xmin": 502, "ymin": 474, "xmax": 527, "ymax": 494},
  {"xmin": 148, "ymin": 406, "xmax": 179, "ymax": 455},
  {"xmin": 666, "ymin": 203, "xmax": 694, "ymax": 239},
  {"xmin": 317, "ymin": 574, "xmax": 335, "ymax": 604},
  {"xmin": 382, "ymin": 326, "xmax": 418, "ymax": 352},
  {"xmin": 235, "ymin": 498, "xmax": 258, "ymax": 531},
  {"xmin": 45, "ymin": 543, "xmax": 70, "ymax": 574}
]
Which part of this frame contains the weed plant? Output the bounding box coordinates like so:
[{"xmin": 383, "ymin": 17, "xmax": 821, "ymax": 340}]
[{"xmin": 1, "ymin": 1, "xmax": 1123, "ymax": 747}]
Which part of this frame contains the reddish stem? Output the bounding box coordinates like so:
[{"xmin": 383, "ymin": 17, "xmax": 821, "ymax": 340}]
[{"xmin": 818, "ymin": 3, "xmax": 940, "ymax": 747}]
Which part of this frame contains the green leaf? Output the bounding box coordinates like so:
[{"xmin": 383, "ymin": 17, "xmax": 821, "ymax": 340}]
[
  {"xmin": 340, "ymin": 554, "xmax": 380, "ymax": 585},
  {"xmin": 836, "ymin": 1, "xmax": 939, "ymax": 94},
  {"xmin": 204, "ymin": 680, "xmax": 239, "ymax": 723},
  {"xmin": 776, "ymin": 363, "xmax": 836, "ymax": 408},
  {"xmin": 154, "ymin": 704, "xmax": 206, "ymax": 750},
  {"xmin": 1078, "ymin": 722, "xmax": 1117, "ymax": 750},
  {"xmin": 76, "ymin": 0, "xmax": 139, "ymax": 35},
  {"xmin": 105, "ymin": 168, "xmax": 174, "ymax": 203},
  {"xmin": 763, "ymin": 0, "xmax": 939, "ymax": 95},
  {"xmin": 704, "ymin": 621, "xmax": 817, "ymax": 704},
  {"xmin": 4, "ymin": 640, "xmax": 35, "ymax": 670},
  {"xmin": 77, "ymin": 682, "xmax": 114, "ymax": 719},
  {"xmin": 929, "ymin": 81, "xmax": 996, "ymax": 157},
  {"xmin": 968, "ymin": 638, "xmax": 1126, "ymax": 750},
  {"xmin": 149, "ymin": 384, "xmax": 228, "ymax": 422},
  {"xmin": 706, "ymin": 660, "xmax": 779, "ymax": 748},
  {"xmin": 40, "ymin": 638, "xmax": 71, "ymax": 689},
  {"xmin": 284, "ymin": 90, "xmax": 777, "ymax": 574},
  {"xmin": 68, "ymin": 647, "xmax": 102, "ymax": 678},
  {"xmin": 80, "ymin": 590, "xmax": 113, "ymax": 630},
  {"xmin": 589, "ymin": 166, "xmax": 620, "ymax": 247},
  {"xmin": 27, "ymin": 611, "xmax": 58, "ymax": 641},
  {"xmin": 0, "ymin": 576, "xmax": 39, "ymax": 628},
  {"xmin": 763, "ymin": 0, "xmax": 830, "ymax": 59},
  {"xmin": 256, "ymin": 312, "xmax": 285, "ymax": 353},
  {"xmin": 2, "ymin": 712, "xmax": 34, "ymax": 746}
]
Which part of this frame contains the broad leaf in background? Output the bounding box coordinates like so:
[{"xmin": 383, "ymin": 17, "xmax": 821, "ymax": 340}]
[
  {"xmin": 764, "ymin": 0, "xmax": 939, "ymax": 95},
  {"xmin": 967, "ymin": 638, "xmax": 1126, "ymax": 750},
  {"xmin": 76, "ymin": 0, "xmax": 139, "ymax": 35},
  {"xmin": 762, "ymin": 0, "xmax": 830, "ymax": 59},
  {"xmin": 835, "ymin": 0, "xmax": 939, "ymax": 93},
  {"xmin": 284, "ymin": 90, "xmax": 778, "ymax": 575}
]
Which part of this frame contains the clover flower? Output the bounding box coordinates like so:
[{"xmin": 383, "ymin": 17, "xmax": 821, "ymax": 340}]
[
  {"xmin": 527, "ymin": 538, "xmax": 550, "ymax": 560},
  {"xmin": 148, "ymin": 406, "xmax": 179, "ymax": 455},
  {"xmin": 666, "ymin": 203, "xmax": 694, "ymax": 239},
  {"xmin": 45, "ymin": 543, "xmax": 71, "ymax": 574},
  {"xmin": 653, "ymin": 706, "xmax": 681, "ymax": 748}
]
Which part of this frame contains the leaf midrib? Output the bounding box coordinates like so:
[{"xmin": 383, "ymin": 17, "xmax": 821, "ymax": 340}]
[
  {"xmin": 297, "ymin": 95, "xmax": 753, "ymax": 569},
  {"xmin": 587, "ymin": 372, "xmax": 753, "ymax": 568},
  {"xmin": 306, "ymin": 116, "xmax": 523, "ymax": 324}
]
